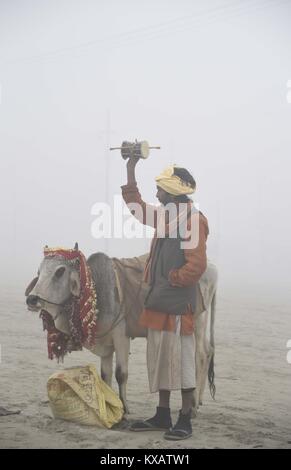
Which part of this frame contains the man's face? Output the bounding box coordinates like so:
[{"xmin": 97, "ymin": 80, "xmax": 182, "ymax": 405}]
[{"xmin": 156, "ymin": 186, "xmax": 173, "ymax": 206}]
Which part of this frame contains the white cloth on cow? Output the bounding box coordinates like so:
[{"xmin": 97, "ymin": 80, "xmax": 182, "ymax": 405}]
[{"xmin": 146, "ymin": 317, "xmax": 196, "ymax": 393}]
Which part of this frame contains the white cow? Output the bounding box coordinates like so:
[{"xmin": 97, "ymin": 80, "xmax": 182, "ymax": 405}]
[{"xmin": 26, "ymin": 246, "xmax": 217, "ymax": 416}]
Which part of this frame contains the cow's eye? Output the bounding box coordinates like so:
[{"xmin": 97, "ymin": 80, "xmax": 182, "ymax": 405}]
[{"xmin": 54, "ymin": 267, "xmax": 66, "ymax": 279}]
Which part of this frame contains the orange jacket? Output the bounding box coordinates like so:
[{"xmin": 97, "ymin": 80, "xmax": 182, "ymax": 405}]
[{"xmin": 121, "ymin": 182, "xmax": 209, "ymax": 334}]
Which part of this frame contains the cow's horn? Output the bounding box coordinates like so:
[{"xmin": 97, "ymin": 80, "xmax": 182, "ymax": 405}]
[{"xmin": 74, "ymin": 242, "xmax": 79, "ymax": 251}]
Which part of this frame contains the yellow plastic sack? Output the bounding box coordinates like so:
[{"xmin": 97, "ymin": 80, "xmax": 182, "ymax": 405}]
[{"xmin": 47, "ymin": 364, "xmax": 124, "ymax": 428}]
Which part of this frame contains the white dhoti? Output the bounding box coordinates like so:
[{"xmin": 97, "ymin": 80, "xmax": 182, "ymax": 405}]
[{"xmin": 146, "ymin": 317, "xmax": 196, "ymax": 393}]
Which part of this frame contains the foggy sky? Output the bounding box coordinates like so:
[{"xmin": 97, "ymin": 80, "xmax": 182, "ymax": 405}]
[{"xmin": 0, "ymin": 0, "xmax": 291, "ymax": 302}]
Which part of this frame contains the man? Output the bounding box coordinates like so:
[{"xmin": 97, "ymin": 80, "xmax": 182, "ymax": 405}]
[{"xmin": 121, "ymin": 156, "xmax": 209, "ymax": 441}]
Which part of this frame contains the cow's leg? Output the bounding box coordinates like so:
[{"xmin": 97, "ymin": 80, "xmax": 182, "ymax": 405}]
[
  {"xmin": 101, "ymin": 351, "xmax": 114, "ymax": 387},
  {"xmin": 113, "ymin": 325, "xmax": 130, "ymax": 414},
  {"xmin": 198, "ymin": 292, "xmax": 216, "ymax": 405},
  {"xmin": 193, "ymin": 310, "xmax": 208, "ymax": 417},
  {"xmin": 198, "ymin": 340, "xmax": 212, "ymax": 406},
  {"xmin": 194, "ymin": 346, "xmax": 207, "ymax": 414},
  {"xmin": 193, "ymin": 344, "xmax": 204, "ymax": 418}
]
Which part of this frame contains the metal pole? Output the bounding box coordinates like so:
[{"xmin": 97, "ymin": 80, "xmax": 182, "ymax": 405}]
[{"xmin": 104, "ymin": 110, "xmax": 111, "ymax": 254}]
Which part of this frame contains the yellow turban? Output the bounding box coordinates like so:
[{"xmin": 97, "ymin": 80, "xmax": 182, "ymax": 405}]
[{"xmin": 155, "ymin": 165, "xmax": 195, "ymax": 196}]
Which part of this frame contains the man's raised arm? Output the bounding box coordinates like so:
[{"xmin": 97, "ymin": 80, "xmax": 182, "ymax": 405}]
[{"xmin": 121, "ymin": 157, "xmax": 158, "ymax": 228}]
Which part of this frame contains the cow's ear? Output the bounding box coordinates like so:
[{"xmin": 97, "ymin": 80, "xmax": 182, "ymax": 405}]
[
  {"xmin": 70, "ymin": 270, "xmax": 80, "ymax": 297},
  {"xmin": 25, "ymin": 277, "xmax": 38, "ymax": 297}
]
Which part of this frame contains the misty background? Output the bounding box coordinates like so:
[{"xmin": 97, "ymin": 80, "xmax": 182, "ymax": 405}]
[{"xmin": 0, "ymin": 0, "xmax": 291, "ymax": 303}]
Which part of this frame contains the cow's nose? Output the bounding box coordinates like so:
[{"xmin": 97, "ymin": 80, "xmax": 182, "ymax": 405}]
[{"xmin": 26, "ymin": 295, "xmax": 39, "ymax": 307}]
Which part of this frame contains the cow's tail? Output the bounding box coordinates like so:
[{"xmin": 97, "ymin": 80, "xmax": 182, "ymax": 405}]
[{"xmin": 208, "ymin": 290, "xmax": 216, "ymax": 400}]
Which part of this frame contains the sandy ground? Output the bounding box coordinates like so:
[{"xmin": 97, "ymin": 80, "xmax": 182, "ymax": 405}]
[{"xmin": 0, "ymin": 285, "xmax": 290, "ymax": 449}]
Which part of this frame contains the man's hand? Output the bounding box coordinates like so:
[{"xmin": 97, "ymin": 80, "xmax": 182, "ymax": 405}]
[
  {"xmin": 126, "ymin": 156, "xmax": 139, "ymax": 168},
  {"xmin": 126, "ymin": 157, "xmax": 139, "ymax": 185}
]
